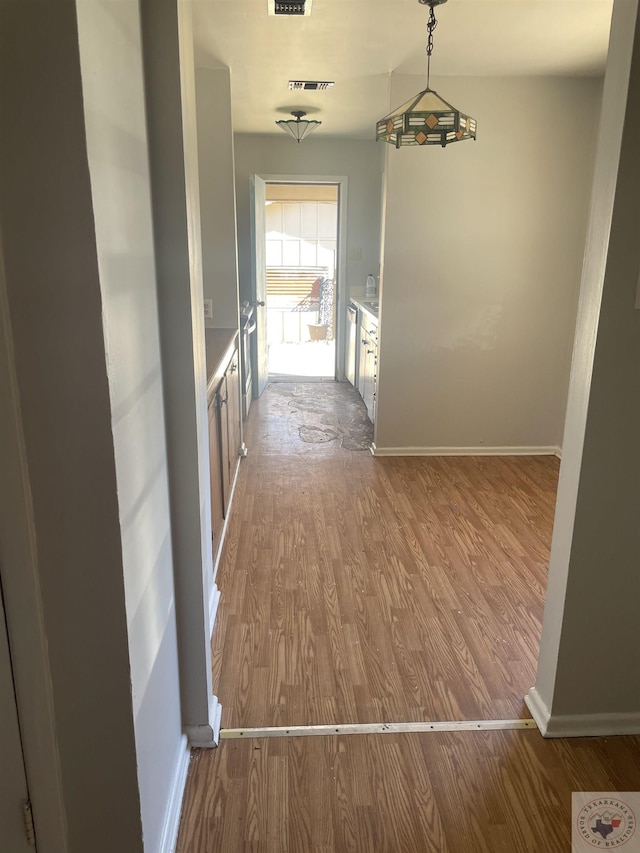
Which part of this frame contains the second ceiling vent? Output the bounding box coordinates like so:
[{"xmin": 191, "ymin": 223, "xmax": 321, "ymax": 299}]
[
  {"xmin": 268, "ymin": 0, "xmax": 312, "ymax": 15},
  {"xmin": 288, "ymin": 81, "xmax": 334, "ymax": 91}
]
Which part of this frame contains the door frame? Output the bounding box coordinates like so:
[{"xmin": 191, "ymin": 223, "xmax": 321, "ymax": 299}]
[
  {"xmin": 0, "ymin": 579, "xmax": 32, "ymax": 852},
  {"xmin": 250, "ymin": 174, "xmax": 349, "ymax": 385},
  {"xmin": 250, "ymin": 174, "xmax": 268, "ymax": 397},
  {"xmin": 0, "ymin": 245, "xmax": 68, "ymax": 852}
]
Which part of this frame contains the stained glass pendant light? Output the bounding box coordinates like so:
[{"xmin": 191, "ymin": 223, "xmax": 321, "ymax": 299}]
[
  {"xmin": 276, "ymin": 110, "xmax": 321, "ymax": 142},
  {"xmin": 376, "ymin": 0, "xmax": 476, "ymax": 148}
]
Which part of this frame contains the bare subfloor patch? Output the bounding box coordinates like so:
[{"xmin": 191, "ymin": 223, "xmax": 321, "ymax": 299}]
[{"xmin": 268, "ymin": 381, "xmax": 373, "ymax": 450}]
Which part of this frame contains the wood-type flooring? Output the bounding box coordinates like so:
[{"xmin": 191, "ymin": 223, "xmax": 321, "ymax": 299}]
[
  {"xmin": 177, "ymin": 729, "xmax": 640, "ymax": 852},
  {"xmin": 212, "ymin": 381, "xmax": 558, "ymax": 727},
  {"xmin": 176, "ymin": 381, "xmax": 640, "ymax": 852}
]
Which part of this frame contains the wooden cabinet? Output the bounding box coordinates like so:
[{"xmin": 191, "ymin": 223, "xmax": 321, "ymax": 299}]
[
  {"xmin": 218, "ymin": 348, "xmax": 241, "ymax": 514},
  {"xmin": 206, "ymin": 334, "xmax": 242, "ymax": 558},
  {"xmin": 208, "ymin": 393, "xmax": 225, "ymax": 554}
]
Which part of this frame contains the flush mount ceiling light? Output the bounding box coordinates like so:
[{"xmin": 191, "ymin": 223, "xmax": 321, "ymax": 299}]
[
  {"xmin": 376, "ymin": 0, "xmax": 477, "ymax": 148},
  {"xmin": 275, "ymin": 110, "xmax": 321, "ymax": 142}
]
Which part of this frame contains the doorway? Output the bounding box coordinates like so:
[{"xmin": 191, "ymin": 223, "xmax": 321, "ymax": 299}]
[
  {"xmin": 264, "ymin": 183, "xmax": 338, "ymax": 380},
  {"xmin": 250, "ymin": 175, "xmax": 349, "ymax": 398}
]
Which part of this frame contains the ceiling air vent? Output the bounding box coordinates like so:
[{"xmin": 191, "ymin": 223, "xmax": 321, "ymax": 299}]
[
  {"xmin": 268, "ymin": 0, "xmax": 313, "ymax": 16},
  {"xmin": 288, "ymin": 81, "xmax": 335, "ymax": 91}
]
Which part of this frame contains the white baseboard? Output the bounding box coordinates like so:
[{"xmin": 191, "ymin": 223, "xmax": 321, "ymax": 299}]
[
  {"xmin": 525, "ymin": 688, "xmax": 640, "ymax": 737},
  {"xmin": 209, "ymin": 582, "xmax": 221, "ymax": 640},
  {"xmin": 159, "ymin": 735, "xmax": 191, "ymax": 853},
  {"xmin": 184, "ymin": 694, "xmax": 222, "ymax": 748},
  {"xmin": 524, "ymin": 687, "xmax": 549, "ymax": 734},
  {"xmin": 372, "ymin": 445, "xmax": 562, "ymax": 457}
]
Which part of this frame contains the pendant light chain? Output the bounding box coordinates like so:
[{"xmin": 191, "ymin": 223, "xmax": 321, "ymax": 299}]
[
  {"xmin": 426, "ymin": 2, "xmax": 438, "ymax": 90},
  {"xmin": 375, "ymin": 0, "xmax": 477, "ymax": 148}
]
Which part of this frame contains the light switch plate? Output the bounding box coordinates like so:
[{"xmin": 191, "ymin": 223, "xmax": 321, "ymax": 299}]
[{"xmin": 203, "ymin": 299, "xmax": 213, "ymax": 320}]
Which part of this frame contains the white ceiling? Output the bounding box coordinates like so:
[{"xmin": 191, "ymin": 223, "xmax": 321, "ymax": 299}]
[{"xmin": 192, "ymin": 0, "xmax": 613, "ymax": 139}]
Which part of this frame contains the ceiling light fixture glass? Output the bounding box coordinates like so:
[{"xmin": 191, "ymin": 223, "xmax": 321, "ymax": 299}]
[
  {"xmin": 276, "ymin": 110, "xmax": 321, "ymax": 142},
  {"xmin": 376, "ymin": 0, "xmax": 476, "ymax": 148}
]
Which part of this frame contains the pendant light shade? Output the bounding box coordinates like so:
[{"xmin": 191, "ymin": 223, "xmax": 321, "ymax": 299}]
[
  {"xmin": 276, "ymin": 110, "xmax": 321, "ymax": 142},
  {"xmin": 376, "ymin": 0, "xmax": 477, "ymax": 149},
  {"xmin": 376, "ymin": 88, "xmax": 476, "ymax": 148}
]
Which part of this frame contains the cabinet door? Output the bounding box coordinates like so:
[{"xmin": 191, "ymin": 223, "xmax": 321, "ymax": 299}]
[
  {"xmin": 226, "ymin": 349, "xmax": 241, "ymax": 466},
  {"xmin": 360, "ymin": 331, "xmax": 375, "ymax": 419},
  {"xmin": 361, "ymin": 320, "xmax": 378, "ymax": 421},
  {"xmin": 363, "ymin": 352, "xmax": 373, "ymax": 417},
  {"xmin": 370, "ymin": 340, "xmax": 378, "ymax": 422},
  {"xmin": 208, "ymin": 393, "xmax": 225, "ymax": 552},
  {"xmin": 219, "ymin": 375, "xmax": 231, "ymax": 515},
  {"xmin": 357, "ymin": 328, "xmax": 368, "ymax": 399}
]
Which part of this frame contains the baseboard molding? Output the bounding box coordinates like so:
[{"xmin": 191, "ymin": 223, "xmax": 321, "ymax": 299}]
[
  {"xmin": 209, "ymin": 582, "xmax": 221, "ymax": 640},
  {"xmin": 525, "ymin": 688, "xmax": 640, "ymax": 737},
  {"xmin": 372, "ymin": 445, "xmax": 562, "ymax": 458},
  {"xmin": 185, "ymin": 694, "xmax": 222, "ymax": 748},
  {"xmin": 524, "ymin": 687, "xmax": 549, "ymax": 734},
  {"xmin": 158, "ymin": 735, "xmax": 190, "ymax": 853}
]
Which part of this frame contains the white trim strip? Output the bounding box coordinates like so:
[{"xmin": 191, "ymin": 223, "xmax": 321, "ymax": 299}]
[
  {"xmin": 371, "ymin": 446, "xmax": 562, "ymax": 458},
  {"xmin": 220, "ymin": 718, "xmax": 537, "ymax": 740}
]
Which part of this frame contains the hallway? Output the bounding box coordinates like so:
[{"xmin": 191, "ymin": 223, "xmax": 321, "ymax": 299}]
[
  {"xmin": 212, "ymin": 381, "xmax": 557, "ymax": 728},
  {"xmin": 176, "ymin": 382, "xmax": 640, "ymax": 851}
]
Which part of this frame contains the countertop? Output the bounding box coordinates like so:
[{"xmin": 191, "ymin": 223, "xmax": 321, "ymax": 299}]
[
  {"xmin": 205, "ymin": 328, "xmax": 238, "ymax": 395},
  {"xmin": 350, "ymin": 296, "xmax": 379, "ymax": 321}
]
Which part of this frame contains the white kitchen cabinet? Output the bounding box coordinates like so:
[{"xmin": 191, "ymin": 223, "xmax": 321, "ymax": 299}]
[
  {"xmin": 346, "ymin": 303, "xmax": 358, "ymax": 386},
  {"xmin": 357, "ymin": 311, "xmax": 378, "ymax": 421}
]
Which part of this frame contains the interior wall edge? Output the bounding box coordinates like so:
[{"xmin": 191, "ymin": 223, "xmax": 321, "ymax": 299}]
[
  {"xmin": 185, "ymin": 695, "xmax": 223, "ymax": 748},
  {"xmin": 526, "ymin": 685, "xmax": 640, "ymax": 739}
]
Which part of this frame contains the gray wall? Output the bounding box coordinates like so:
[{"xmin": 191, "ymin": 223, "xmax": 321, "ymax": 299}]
[
  {"xmin": 76, "ymin": 2, "xmax": 185, "ymax": 849},
  {"xmin": 376, "ymin": 75, "xmax": 602, "ymax": 452},
  {"xmin": 530, "ymin": 0, "xmax": 640, "ymax": 733},
  {"xmin": 196, "ymin": 66, "xmax": 240, "ymax": 329},
  {"xmin": 0, "ymin": 0, "xmax": 144, "ymax": 848},
  {"xmin": 233, "ymin": 134, "xmax": 384, "ymax": 305}
]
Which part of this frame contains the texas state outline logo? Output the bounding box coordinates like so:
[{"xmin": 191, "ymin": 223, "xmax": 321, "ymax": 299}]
[{"xmin": 573, "ymin": 793, "xmax": 639, "ymax": 850}]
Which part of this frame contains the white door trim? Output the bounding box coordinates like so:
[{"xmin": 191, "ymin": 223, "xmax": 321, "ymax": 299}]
[
  {"xmin": 254, "ymin": 174, "xmax": 349, "ymax": 382},
  {"xmin": 250, "ymin": 174, "xmax": 268, "ymax": 396},
  {"xmin": 0, "ymin": 245, "xmax": 68, "ymax": 852}
]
